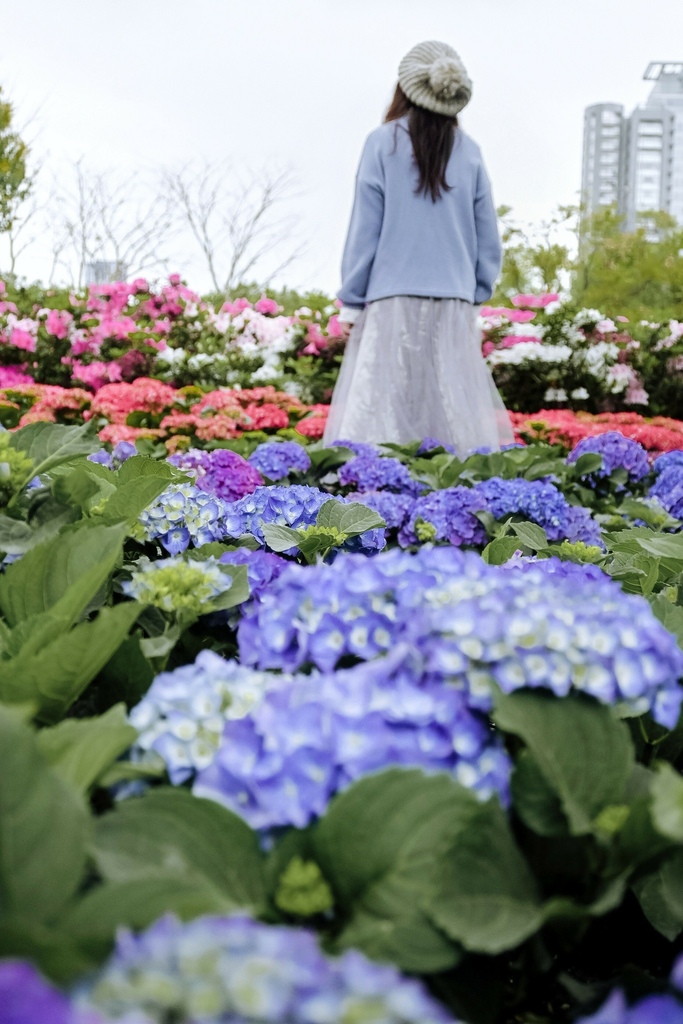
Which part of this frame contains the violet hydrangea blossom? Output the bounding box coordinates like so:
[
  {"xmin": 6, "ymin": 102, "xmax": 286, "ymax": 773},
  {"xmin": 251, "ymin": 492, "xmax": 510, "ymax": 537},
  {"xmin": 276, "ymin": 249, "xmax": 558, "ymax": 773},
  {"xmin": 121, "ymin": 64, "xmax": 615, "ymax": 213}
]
[
  {"xmin": 88, "ymin": 440, "xmax": 138, "ymax": 471},
  {"xmin": 192, "ymin": 649, "xmax": 511, "ymax": 828},
  {"xmin": 247, "ymin": 440, "xmax": 311, "ymax": 480},
  {"xmin": 472, "ymin": 476, "xmax": 603, "ymax": 545},
  {"xmin": 136, "ymin": 483, "xmax": 231, "ymax": 554},
  {"xmin": 237, "ymin": 545, "xmax": 683, "ymax": 727},
  {"xmin": 567, "ymin": 431, "xmax": 650, "ymax": 486},
  {"xmin": 168, "ymin": 447, "xmax": 263, "ymax": 503},
  {"xmin": 649, "ymin": 462, "xmax": 683, "ymax": 520},
  {"xmin": 398, "ymin": 486, "xmax": 487, "ymax": 547},
  {"xmin": 338, "ymin": 454, "xmax": 424, "ymax": 497},
  {"xmin": 0, "ymin": 960, "xmax": 111, "ymax": 1024},
  {"xmin": 82, "ymin": 913, "xmax": 457, "ymax": 1024}
]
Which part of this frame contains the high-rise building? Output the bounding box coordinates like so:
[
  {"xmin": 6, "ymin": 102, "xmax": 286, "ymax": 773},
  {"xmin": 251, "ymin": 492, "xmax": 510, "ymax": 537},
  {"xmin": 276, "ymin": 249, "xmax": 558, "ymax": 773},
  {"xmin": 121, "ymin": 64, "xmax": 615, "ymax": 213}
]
[{"xmin": 581, "ymin": 63, "xmax": 683, "ymax": 234}]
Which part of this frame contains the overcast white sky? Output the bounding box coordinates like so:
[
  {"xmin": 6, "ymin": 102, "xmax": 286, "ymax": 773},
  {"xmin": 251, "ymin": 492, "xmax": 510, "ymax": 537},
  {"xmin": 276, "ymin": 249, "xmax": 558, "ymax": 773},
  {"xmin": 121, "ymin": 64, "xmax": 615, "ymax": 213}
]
[{"xmin": 1, "ymin": 0, "xmax": 682, "ymax": 295}]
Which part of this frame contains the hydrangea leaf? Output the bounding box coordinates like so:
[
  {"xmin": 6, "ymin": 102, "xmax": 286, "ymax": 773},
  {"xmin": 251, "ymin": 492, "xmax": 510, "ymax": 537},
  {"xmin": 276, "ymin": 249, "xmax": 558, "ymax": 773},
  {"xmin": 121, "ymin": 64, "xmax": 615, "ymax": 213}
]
[
  {"xmin": 0, "ymin": 602, "xmax": 142, "ymax": 723},
  {"xmin": 98, "ymin": 476, "xmax": 183, "ymax": 525},
  {"xmin": 0, "ymin": 707, "xmax": 90, "ymax": 924},
  {"xmin": 651, "ymin": 763, "xmax": 683, "ymax": 842},
  {"xmin": 509, "ymin": 520, "xmax": 549, "ymax": 551},
  {"xmin": 0, "ymin": 522, "xmax": 127, "ymax": 627},
  {"xmin": 430, "ymin": 797, "xmax": 545, "ymax": 954},
  {"xmin": 0, "ymin": 510, "xmax": 75, "ymax": 556},
  {"xmin": 631, "ymin": 849, "xmax": 683, "ymax": 940},
  {"xmin": 0, "ymin": 919, "xmax": 99, "ymax": 986},
  {"xmin": 482, "ymin": 536, "xmax": 520, "ymax": 565},
  {"xmin": 260, "ymin": 523, "xmax": 301, "ymax": 552},
  {"xmin": 571, "ymin": 452, "xmax": 605, "ymax": 478},
  {"xmin": 35, "ymin": 704, "xmax": 137, "ymax": 795},
  {"xmin": 6, "ymin": 420, "xmax": 100, "ymax": 492},
  {"xmin": 649, "ymin": 593, "xmax": 683, "ymax": 651},
  {"xmin": 511, "ymin": 749, "xmax": 569, "ymax": 837},
  {"xmin": 316, "ymin": 499, "xmax": 385, "ymax": 536},
  {"xmin": 493, "ymin": 690, "xmax": 634, "ymax": 836},
  {"xmin": 92, "ymin": 788, "xmax": 266, "ymax": 914},
  {"xmin": 52, "ymin": 463, "xmax": 117, "ymax": 513},
  {"xmin": 313, "ymin": 769, "xmax": 471, "ymax": 972}
]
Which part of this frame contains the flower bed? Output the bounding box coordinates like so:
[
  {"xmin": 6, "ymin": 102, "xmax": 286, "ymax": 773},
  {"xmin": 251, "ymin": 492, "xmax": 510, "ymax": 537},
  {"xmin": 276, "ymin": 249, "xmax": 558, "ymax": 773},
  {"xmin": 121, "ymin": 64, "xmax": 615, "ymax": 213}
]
[{"xmin": 0, "ymin": 410, "xmax": 682, "ymax": 1023}]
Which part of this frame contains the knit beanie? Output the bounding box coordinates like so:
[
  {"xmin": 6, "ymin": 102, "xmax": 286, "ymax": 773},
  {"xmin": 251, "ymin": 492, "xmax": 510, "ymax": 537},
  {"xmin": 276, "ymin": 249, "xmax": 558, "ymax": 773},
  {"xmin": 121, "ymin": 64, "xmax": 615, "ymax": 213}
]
[{"xmin": 398, "ymin": 40, "xmax": 472, "ymax": 117}]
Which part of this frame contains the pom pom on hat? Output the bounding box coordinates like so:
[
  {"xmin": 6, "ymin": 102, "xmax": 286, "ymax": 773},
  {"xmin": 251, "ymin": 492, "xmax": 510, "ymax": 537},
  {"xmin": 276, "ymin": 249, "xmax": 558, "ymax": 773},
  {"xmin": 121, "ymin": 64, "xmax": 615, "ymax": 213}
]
[{"xmin": 398, "ymin": 40, "xmax": 472, "ymax": 116}]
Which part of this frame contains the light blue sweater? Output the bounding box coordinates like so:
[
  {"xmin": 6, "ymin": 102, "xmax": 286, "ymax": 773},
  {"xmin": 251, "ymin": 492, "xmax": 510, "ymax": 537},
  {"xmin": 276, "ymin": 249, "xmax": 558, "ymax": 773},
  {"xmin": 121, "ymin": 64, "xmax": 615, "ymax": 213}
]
[{"xmin": 338, "ymin": 116, "xmax": 502, "ymax": 310}]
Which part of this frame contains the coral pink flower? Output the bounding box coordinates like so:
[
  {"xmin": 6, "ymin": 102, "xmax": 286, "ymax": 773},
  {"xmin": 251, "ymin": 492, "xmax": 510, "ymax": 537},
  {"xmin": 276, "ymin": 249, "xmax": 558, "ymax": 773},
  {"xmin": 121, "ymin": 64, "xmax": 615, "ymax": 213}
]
[{"xmin": 45, "ymin": 308, "xmax": 73, "ymax": 340}]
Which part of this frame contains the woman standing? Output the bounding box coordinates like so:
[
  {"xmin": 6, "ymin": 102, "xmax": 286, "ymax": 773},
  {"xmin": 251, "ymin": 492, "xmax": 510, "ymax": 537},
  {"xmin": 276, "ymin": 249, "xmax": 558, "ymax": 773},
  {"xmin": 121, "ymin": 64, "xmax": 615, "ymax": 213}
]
[{"xmin": 324, "ymin": 40, "xmax": 514, "ymax": 451}]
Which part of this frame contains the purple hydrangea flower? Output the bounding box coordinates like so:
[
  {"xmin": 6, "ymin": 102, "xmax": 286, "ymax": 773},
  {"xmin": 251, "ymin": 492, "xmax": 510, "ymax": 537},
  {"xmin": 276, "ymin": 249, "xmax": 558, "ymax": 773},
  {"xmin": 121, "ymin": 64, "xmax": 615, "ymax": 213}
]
[
  {"xmin": 237, "ymin": 545, "xmax": 683, "ymax": 727},
  {"xmin": 577, "ymin": 989, "xmax": 683, "ymax": 1024},
  {"xmin": 653, "ymin": 450, "xmax": 683, "ymax": 476},
  {"xmin": 567, "ymin": 431, "xmax": 650, "ymax": 486},
  {"xmin": 222, "ymin": 485, "xmax": 385, "ymax": 555},
  {"xmin": 247, "ymin": 441, "xmax": 311, "ymax": 480},
  {"xmin": 418, "ymin": 437, "xmax": 457, "ymax": 454},
  {"xmin": 326, "ymin": 438, "xmax": 379, "ymax": 457},
  {"xmin": 398, "ymin": 487, "xmax": 487, "ymax": 547},
  {"xmin": 219, "ymin": 547, "xmax": 288, "ymax": 600},
  {"xmin": 472, "ymin": 477, "xmax": 603, "ymax": 545},
  {"xmin": 83, "ymin": 914, "xmax": 457, "ymax": 1024},
  {"xmin": 168, "ymin": 447, "xmax": 263, "ymax": 503},
  {"xmin": 88, "ymin": 440, "xmax": 138, "ymax": 471},
  {"xmin": 0, "ymin": 960, "xmax": 107, "ymax": 1024},
  {"xmin": 649, "ymin": 464, "xmax": 683, "ymax": 519},
  {"xmin": 338, "ymin": 454, "xmax": 423, "ymax": 497},
  {"xmin": 357, "ymin": 491, "xmax": 416, "ymax": 532}
]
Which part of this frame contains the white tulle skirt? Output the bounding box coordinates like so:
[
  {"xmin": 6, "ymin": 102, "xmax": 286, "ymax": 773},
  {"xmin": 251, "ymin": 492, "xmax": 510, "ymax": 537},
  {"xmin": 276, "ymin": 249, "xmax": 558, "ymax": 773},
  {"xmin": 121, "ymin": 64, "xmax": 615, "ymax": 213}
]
[{"xmin": 323, "ymin": 296, "xmax": 515, "ymax": 453}]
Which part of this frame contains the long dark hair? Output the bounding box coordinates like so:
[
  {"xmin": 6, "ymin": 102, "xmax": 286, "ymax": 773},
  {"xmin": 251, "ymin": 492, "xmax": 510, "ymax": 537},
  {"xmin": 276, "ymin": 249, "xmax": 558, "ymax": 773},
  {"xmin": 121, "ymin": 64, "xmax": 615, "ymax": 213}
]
[{"xmin": 384, "ymin": 83, "xmax": 458, "ymax": 203}]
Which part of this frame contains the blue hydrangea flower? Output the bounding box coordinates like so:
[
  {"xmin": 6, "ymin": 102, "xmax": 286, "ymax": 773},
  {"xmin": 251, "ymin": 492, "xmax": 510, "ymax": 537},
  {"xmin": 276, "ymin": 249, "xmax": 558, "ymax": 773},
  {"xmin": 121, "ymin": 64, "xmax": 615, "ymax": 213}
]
[
  {"xmin": 567, "ymin": 432, "xmax": 650, "ymax": 486},
  {"xmin": 398, "ymin": 487, "xmax": 487, "ymax": 547},
  {"xmin": 247, "ymin": 441, "xmax": 312, "ymax": 480},
  {"xmin": 82, "ymin": 914, "xmax": 457, "ymax": 1024},
  {"xmin": 649, "ymin": 464, "xmax": 683, "ymax": 520},
  {"xmin": 137, "ymin": 483, "xmax": 231, "ymax": 554},
  {"xmin": 338, "ymin": 454, "xmax": 423, "ymax": 497},
  {"xmin": 418, "ymin": 437, "xmax": 457, "ymax": 454},
  {"xmin": 472, "ymin": 477, "xmax": 603, "ymax": 545},
  {"xmin": 237, "ymin": 546, "xmax": 683, "ymax": 728},
  {"xmin": 653, "ymin": 450, "xmax": 683, "ymax": 476},
  {"xmin": 192, "ymin": 648, "xmax": 511, "ymax": 828},
  {"xmin": 357, "ymin": 491, "xmax": 416, "ymax": 532},
  {"xmin": 0, "ymin": 960, "xmax": 109, "ymax": 1024},
  {"xmin": 219, "ymin": 547, "xmax": 288, "ymax": 601},
  {"xmin": 88, "ymin": 441, "xmax": 138, "ymax": 471},
  {"xmin": 577, "ymin": 989, "xmax": 683, "ymax": 1023},
  {"xmin": 326, "ymin": 438, "xmax": 379, "ymax": 457},
  {"xmin": 222, "ymin": 485, "xmax": 385, "ymax": 555},
  {"xmin": 129, "ymin": 650, "xmax": 284, "ymax": 785}
]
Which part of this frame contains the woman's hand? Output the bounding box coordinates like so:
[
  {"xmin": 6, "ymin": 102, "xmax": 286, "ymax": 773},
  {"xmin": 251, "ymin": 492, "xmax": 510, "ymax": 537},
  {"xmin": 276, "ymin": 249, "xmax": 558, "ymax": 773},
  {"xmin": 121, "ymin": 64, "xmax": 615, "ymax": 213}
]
[{"xmin": 337, "ymin": 320, "xmax": 354, "ymax": 342}]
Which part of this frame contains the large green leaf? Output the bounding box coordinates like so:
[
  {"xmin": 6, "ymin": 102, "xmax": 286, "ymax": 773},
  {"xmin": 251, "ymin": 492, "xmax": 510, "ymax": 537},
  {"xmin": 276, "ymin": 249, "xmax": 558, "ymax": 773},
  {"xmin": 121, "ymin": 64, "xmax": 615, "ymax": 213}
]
[
  {"xmin": 313, "ymin": 769, "xmax": 469, "ymax": 972},
  {"xmin": 8, "ymin": 421, "xmax": 100, "ymax": 487},
  {"xmin": 649, "ymin": 593, "xmax": 683, "ymax": 652},
  {"xmin": 430, "ymin": 797, "xmax": 544, "ymax": 954},
  {"xmin": 0, "ymin": 602, "xmax": 143, "ymax": 722},
  {"xmin": 93, "ymin": 788, "xmax": 265, "ymax": 913},
  {"xmin": 0, "ymin": 509, "xmax": 75, "ymax": 556},
  {"xmin": 0, "ymin": 708, "xmax": 89, "ymax": 924},
  {"xmin": 316, "ymin": 500, "xmax": 385, "ymax": 536},
  {"xmin": 632, "ymin": 850, "xmax": 683, "ymax": 940},
  {"xmin": 650, "ymin": 763, "xmax": 683, "ymax": 842},
  {"xmin": 98, "ymin": 459, "xmax": 182, "ymax": 524},
  {"xmin": 494, "ymin": 691, "xmax": 634, "ymax": 835},
  {"xmin": 511, "ymin": 749, "xmax": 569, "ymax": 837},
  {"xmin": 36, "ymin": 704, "xmax": 137, "ymax": 794},
  {"xmin": 0, "ymin": 522, "xmax": 127, "ymax": 627},
  {"xmin": 260, "ymin": 524, "xmax": 301, "ymax": 552},
  {"xmin": 60, "ymin": 878, "xmax": 223, "ymax": 941}
]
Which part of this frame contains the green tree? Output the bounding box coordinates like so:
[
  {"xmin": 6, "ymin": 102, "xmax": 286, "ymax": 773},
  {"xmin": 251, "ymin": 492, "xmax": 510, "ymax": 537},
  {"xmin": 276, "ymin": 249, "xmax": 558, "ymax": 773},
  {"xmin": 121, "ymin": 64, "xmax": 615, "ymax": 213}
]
[
  {"xmin": 0, "ymin": 85, "xmax": 31, "ymax": 235},
  {"xmin": 571, "ymin": 204, "xmax": 683, "ymax": 321},
  {"xmin": 491, "ymin": 205, "xmax": 574, "ymax": 304}
]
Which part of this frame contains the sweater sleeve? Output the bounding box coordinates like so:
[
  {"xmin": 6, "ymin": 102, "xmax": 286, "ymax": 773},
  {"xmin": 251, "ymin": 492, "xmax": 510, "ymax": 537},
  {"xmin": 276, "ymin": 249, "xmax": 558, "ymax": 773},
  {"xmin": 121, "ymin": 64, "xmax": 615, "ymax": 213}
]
[
  {"xmin": 337, "ymin": 134, "xmax": 385, "ymax": 309},
  {"xmin": 473, "ymin": 159, "xmax": 502, "ymax": 305}
]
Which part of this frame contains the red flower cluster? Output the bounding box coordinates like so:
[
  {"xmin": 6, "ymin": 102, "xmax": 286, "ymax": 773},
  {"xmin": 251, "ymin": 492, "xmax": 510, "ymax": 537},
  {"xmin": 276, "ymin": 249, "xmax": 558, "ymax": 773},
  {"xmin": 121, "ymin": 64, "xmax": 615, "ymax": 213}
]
[{"xmin": 511, "ymin": 409, "xmax": 683, "ymax": 453}]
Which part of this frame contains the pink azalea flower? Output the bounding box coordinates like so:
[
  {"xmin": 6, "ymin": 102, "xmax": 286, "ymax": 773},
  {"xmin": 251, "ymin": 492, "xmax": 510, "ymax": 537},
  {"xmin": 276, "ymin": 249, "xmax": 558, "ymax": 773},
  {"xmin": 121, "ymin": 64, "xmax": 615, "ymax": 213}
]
[
  {"xmin": 0, "ymin": 365, "xmax": 33, "ymax": 387},
  {"xmin": 0, "ymin": 281, "xmax": 5, "ymax": 295},
  {"xmin": 9, "ymin": 328, "xmax": 36, "ymax": 352},
  {"xmin": 45, "ymin": 308, "xmax": 73, "ymax": 340},
  {"xmin": 132, "ymin": 278, "xmax": 149, "ymax": 292},
  {"xmin": 506, "ymin": 309, "xmax": 537, "ymax": 323},
  {"xmin": 254, "ymin": 295, "xmax": 282, "ymax": 315},
  {"xmin": 167, "ymin": 274, "xmax": 182, "ymax": 286},
  {"xmin": 616, "ymin": 316, "xmax": 629, "ymax": 323},
  {"xmin": 482, "ymin": 341, "xmax": 495, "ymax": 356},
  {"xmin": 222, "ymin": 298, "xmax": 253, "ymax": 316}
]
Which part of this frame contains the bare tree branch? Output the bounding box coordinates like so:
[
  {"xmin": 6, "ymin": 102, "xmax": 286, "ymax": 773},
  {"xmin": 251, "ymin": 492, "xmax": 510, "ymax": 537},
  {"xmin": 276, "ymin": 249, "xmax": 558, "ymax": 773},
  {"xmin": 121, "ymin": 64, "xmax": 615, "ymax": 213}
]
[{"xmin": 164, "ymin": 161, "xmax": 305, "ymax": 293}]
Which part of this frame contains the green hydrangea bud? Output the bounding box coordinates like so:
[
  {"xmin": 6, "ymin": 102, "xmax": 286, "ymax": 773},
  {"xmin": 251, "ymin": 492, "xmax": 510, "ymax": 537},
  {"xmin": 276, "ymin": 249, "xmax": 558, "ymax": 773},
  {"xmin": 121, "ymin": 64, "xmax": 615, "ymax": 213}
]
[
  {"xmin": 556, "ymin": 539, "xmax": 604, "ymax": 564},
  {"xmin": 414, "ymin": 517, "xmax": 438, "ymax": 542},
  {"xmin": 0, "ymin": 434, "xmax": 35, "ymax": 504},
  {"xmin": 275, "ymin": 856, "xmax": 334, "ymax": 917}
]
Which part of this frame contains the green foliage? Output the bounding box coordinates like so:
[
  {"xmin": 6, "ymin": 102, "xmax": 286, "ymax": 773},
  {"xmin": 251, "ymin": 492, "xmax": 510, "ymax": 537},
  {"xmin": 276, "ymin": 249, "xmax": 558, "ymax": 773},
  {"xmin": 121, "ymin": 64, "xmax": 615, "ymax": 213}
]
[
  {"xmin": 262, "ymin": 499, "xmax": 385, "ymax": 563},
  {"xmin": 0, "ymin": 86, "xmax": 30, "ymax": 234}
]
